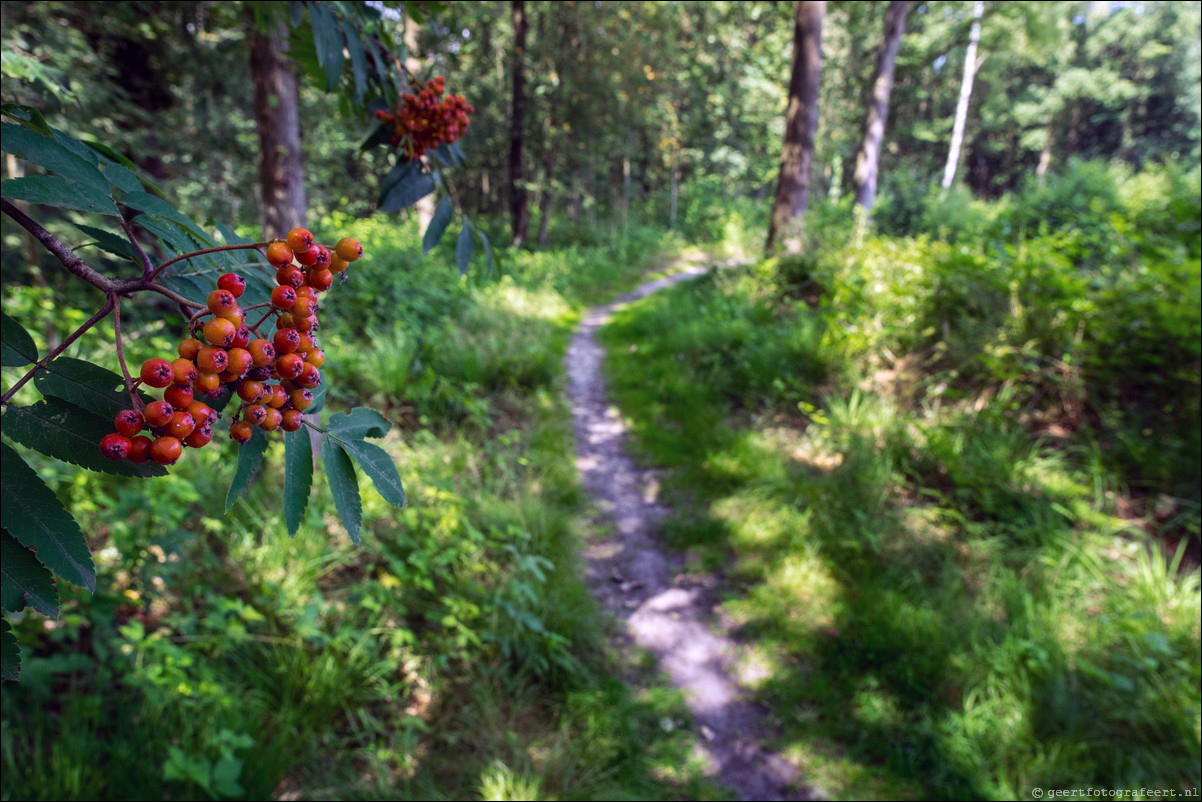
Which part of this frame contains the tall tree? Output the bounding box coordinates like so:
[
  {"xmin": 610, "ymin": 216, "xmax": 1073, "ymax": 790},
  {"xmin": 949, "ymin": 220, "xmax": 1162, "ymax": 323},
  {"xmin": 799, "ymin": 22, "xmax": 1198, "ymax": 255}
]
[
  {"xmin": 766, "ymin": 0, "xmax": 825, "ymax": 256},
  {"xmin": 509, "ymin": 0, "xmax": 529, "ymax": 247},
  {"xmin": 250, "ymin": 11, "xmax": 307, "ymax": 235},
  {"xmin": 940, "ymin": 0, "xmax": 984, "ymax": 190},
  {"xmin": 853, "ymin": 0, "xmax": 910, "ymax": 215}
]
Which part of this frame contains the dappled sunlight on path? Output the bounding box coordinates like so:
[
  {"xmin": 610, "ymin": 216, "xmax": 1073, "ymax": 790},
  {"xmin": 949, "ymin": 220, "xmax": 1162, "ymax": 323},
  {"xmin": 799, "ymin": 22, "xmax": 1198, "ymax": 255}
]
[{"xmin": 566, "ymin": 255, "xmax": 819, "ymax": 802}]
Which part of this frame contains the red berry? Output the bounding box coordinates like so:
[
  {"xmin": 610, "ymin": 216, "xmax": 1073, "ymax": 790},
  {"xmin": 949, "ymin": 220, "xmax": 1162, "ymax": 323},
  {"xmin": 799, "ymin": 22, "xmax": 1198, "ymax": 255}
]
[
  {"xmin": 281, "ymin": 408, "xmax": 304, "ymax": 432},
  {"xmin": 308, "ymin": 268, "xmax": 334, "ymax": 292},
  {"xmin": 144, "ymin": 401, "xmax": 174, "ymax": 428},
  {"xmin": 140, "ymin": 358, "xmax": 174, "ymax": 388},
  {"xmin": 99, "ymin": 433, "xmax": 132, "ymax": 461},
  {"xmin": 217, "ymin": 273, "xmax": 246, "ymax": 298},
  {"xmin": 288, "ymin": 388, "xmax": 314, "ymax": 411},
  {"xmin": 196, "ymin": 346, "xmax": 229, "ymax": 375},
  {"xmin": 187, "ymin": 401, "xmax": 216, "ymax": 428},
  {"xmin": 294, "ymin": 246, "xmax": 320, "ymax": 267},
  {"xmin": 273, "ymin": 329, "xmax": 301, "ymax": 355},
  {"xmin": 244, "ymin": 404, "xmax": 268, "ymax": 426},
  {"xmin": 230, "ymin": 421, "xmax": 254, "ymax": 444},
  {"xmin": 128, "ymin": 435, "xmax": 153, "ymax": 464},
  {"xmin": 271, "ymin": 285, "xmax": 298, "ymax": 309},
  {"xmin": 274, "ymin": 352, "xmax": 305, "ymax": 380},
  {"xmin": 150, "ymin": 436, "xmax": 184, "ymax": 465},
  {"xmin": 164, "ymin": 384, "xmax": 194, "ymax": 410},
  {"xmin": 276, "ymin": 265, "xmax": 304, "ymax": 289},
  {"xmin": 184, "ymin": 427, "xmax": 213, "ymax": 449},
  {"xmin": 115, "ymin": 409, "xmax": 145, "ymax": 437},
  {"xmin": 296, "ymin": 362, "xmax": 321, "ymax": 389},
  {"xmin": 164, "ymin": 411, "xmax": 196, "ymax": 440},
  {"xmin": 230, "ymin": 325, "xmax": 252, "ymax": 350}
]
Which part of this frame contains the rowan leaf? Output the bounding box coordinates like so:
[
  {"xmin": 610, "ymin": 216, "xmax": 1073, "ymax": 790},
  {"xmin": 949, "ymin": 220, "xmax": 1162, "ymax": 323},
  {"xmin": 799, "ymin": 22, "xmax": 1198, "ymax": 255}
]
[
  {"xmin": 0, "ymin": 443, "xmax": 95, "ymax": 592},
  {"xmin": 1, "ymin": 528, "xmax": 59, "ymax": 617},
  {"xmin": 322, "ymin": 437, "xmax": 362, "ymax": 545}
]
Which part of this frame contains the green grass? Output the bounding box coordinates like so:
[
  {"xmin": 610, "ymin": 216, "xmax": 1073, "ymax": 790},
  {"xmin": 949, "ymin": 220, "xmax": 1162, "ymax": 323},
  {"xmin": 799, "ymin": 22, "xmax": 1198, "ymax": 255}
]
[
  {"xmin": 1, "ymin": 212, "xmax": 739, "ymax": 800},
  {"xmin": 600, "ymin": 232, "xmax": 1201, "ymax": 800}
]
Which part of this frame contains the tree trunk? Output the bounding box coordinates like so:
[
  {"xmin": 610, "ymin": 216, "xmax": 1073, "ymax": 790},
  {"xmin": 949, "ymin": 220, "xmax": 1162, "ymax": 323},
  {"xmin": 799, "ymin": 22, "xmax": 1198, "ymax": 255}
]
[
  {"xmin": 509, "ymin": 0, "xmax": 530, "ymax": 248},
  {"xmin": 940, "ymin": 0, "xmax": 983, "ymax": 191},
  {"xmin": 250, "ymin": 13, "xmax": 306, "ymax": 236},
  {"xmin": 853, "ymin": 0, "xmax": 910, "ymax": 214},
  {"xmin": 765, "ymin": 0, "xmax": 825, "ymax": 256}
]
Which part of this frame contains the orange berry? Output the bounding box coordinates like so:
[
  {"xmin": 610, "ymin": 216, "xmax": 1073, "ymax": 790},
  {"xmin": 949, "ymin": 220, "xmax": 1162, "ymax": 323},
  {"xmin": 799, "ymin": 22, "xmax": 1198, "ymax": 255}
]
[
  {"xmin": 150, "ymin": 436, "xmax": 184, "ymax": 465},
  {"xmin": 266, "ymin": 241, "xmax": 295, "ymax": 268},
  {"xmin": 171, "ymin": 357, "xmax": 198, "ymax": 386},
  {"xmin": 179, "ymin": 338, "xmax": 204, "ymax": 360},
  {"xmin": 335, "ymin": 237, "xmax": 363, "ymax": 262},
  {"xmin": 286, "ymin": 228, "xmax": 314, "ymax": 254},
  {"xmin": 196, "ymin": 346, "xmax": 229, "ymax": 375},
  {"xmin": 230, "ymin": 421, "xmax": 254, "ymax": 444},
  {"xmin": 203, "ymin": 317, "xmax": 237, "ymax": 347},
  {"xmin": 144, "ymin": 401, "xmax": 174, "ymax": 428}
]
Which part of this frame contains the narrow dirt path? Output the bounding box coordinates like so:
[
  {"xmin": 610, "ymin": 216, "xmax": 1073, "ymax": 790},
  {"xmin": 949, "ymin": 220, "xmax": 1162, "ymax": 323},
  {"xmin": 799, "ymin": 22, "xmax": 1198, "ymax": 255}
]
[{"xmin": 565, "ymin": 255, "xmax": 816, "ymax": 801}]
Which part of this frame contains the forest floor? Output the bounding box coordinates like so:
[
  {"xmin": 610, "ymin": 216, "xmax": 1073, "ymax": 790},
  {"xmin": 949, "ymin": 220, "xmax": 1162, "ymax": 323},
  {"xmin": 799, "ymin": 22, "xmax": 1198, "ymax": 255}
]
[{"xmin": 565, "ymin": 254, "xmax": 820, "ymax": 802}]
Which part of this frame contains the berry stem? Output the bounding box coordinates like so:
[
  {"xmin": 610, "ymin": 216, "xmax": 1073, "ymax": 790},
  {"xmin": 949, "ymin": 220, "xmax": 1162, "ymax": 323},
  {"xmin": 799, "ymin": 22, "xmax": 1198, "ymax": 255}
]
[
  {"xmin": 250, "ymin": 307, "xmax": 276, "ymax": 334},
  {"xmin": 111, "ymin": 296, "xmax": 143, "ymax": 410},
  {"xmin": 149, "ymin": 242, "xmax": 271, "ymax": 282},
  {"xmin": 0, "ymin": 296, "xmax": 115, "ymax": 405},
  {"xmin": 121, "ymin": 218, "xmax": 155, "ymax": 278}
]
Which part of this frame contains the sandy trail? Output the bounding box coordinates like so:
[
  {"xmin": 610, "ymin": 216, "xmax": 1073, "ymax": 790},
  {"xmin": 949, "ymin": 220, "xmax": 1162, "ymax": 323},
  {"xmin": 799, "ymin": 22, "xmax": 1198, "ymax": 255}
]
[{"xmin": 565, "ymin": 256, "xmax": 816, "ymax": 801}]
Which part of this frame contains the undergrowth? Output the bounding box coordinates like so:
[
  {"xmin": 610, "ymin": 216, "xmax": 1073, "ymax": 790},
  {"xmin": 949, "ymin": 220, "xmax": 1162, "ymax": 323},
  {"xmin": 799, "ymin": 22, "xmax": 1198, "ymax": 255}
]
[{"xmin": 601, "ymin": 161, "xmax": 1201, "ymax": 800}]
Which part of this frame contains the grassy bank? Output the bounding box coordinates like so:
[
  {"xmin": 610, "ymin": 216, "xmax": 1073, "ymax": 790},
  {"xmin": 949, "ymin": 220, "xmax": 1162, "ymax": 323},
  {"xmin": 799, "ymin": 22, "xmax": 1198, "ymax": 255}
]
[{"xmin": 601, "ymin": 163, "xmax": 1201, "ymax": 799}]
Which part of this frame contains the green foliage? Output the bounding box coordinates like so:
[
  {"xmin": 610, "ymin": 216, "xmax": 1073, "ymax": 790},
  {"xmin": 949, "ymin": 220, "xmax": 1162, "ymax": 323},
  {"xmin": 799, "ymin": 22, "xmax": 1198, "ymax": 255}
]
[{"xmin": 601, "ymin": 176, "xmax": 1200, "ymax": 798}]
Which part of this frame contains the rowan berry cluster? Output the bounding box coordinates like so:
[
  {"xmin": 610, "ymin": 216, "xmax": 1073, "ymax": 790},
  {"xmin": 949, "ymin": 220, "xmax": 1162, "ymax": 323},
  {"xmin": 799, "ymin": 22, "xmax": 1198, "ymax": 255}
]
[
  {"xmin": 373, "ymin": 76, "xmax": 474, "ymax": 159},
  {"xmin": 98, "ymin": 228, "xmax": 363, "ymax": 466}
]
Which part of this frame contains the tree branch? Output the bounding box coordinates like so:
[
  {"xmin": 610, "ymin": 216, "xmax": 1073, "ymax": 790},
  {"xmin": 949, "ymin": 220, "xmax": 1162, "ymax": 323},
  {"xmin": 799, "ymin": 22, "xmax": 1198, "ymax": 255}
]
[{"xmin": 1, "ymin": 198, "xmax": 117, "ymax": 293}]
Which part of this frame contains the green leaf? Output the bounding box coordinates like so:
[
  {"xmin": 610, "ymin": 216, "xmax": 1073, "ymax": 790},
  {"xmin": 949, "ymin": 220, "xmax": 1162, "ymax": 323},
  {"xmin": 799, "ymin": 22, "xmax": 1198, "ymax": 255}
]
[
  {"xmin": 35, "ymin": 357, "xmax": 152, "ymax": 422},
  {"xmin": 309, "ymin": 1, "xmax": 345, "ymax": 91},
  {"xmin": 2, "ymin": 400, "xmax": 167, "ymax": 478},
  {"xmin": 344, "ymin": 19, "xmax": 367, "ymax": 103},
  {"xmin": 1, "ymin": 175, "xmax": 119, "ymax": 216},
  {"xmin": 119, "ymin": 191, "xmax": 209, "ymax": 239},
  {"xmin": 322, "ymin": 437, "xmax": 362, "ymax": 545},
  {"xmin": 226, "ymin": 427, "xmax": 269, "ymax": 512},
  {"xmin": 1, "ymin": 619, "xmax": 19, "ymax": 681},
  {"xmin": 1, "ymin": 529, "xmax": 59, "ymax": 617},
  {"xmin": 343, "ymin": 439, "xmax": 406, "ymax": 508},
  {"xmin": 359, "ymin": 120, "xmax": 393, "ymax": 152},
  {"xmin": 1, "ymin": 311, "xmax": 38, "ymax": 367},
  {"xmin": 83, "ymin": 140, "xmax": 139, "ymax": 171},
  {"xmin": 456, "ymin": 223, "xmax": 474, "ymax": 277},
  {"xmin": 0, "ymin": 122, "xmax": 109, "ymax": 193},
  {"xmin": 0, "ymin": 443, "xmax": 95, "ymax": 592},
  {"xmin": 100, "ymin": 162, "xmax": 143, "ymax": 194},
  {"xmin": 422, "ymin": 196, "xmax": 454, "ymax": 255},
  {"xmin": 326, "ymin": 407, "xmax": 391, "ymax": 440},
  {"xmin": 283, "ymin": 428, "xmax": 313, "ymax": 537},
  {"xmin": 477, "ymin": 228, "xmax": 495, "ymax": 276},
  {"xmin": 1, "ymin": 102, "xmax": 53, "ymax": 134},
  {"xmin": 73, "ymin": 222, "xmax": 140, "ymax": 261},
  {"xmin": 378, "ymin": 160, "xmax": 435, "ymax": 213}
]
